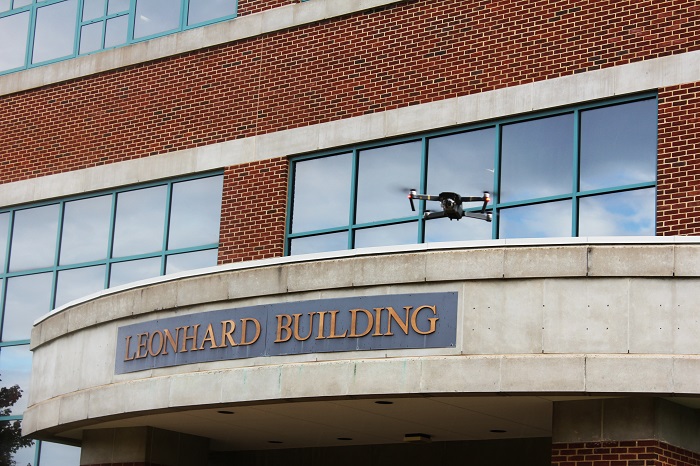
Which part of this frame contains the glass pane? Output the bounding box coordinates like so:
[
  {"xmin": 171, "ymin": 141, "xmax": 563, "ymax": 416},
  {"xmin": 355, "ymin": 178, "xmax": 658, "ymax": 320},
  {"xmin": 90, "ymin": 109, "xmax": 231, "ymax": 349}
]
[
  {"xmin": 133, "ymin": 0, "xmax": 181, "ymax": 39},
  {"xmin": 500, "ymin": 114, "xmax": 574, "ymax": 203},
  {"xmin": 499, "ymin": 200, "xmax": 572, "ymax": 239},
  {"xmin": 55, "ymin": 265, "xmax": 106, "ymax": 308},
  {"xmin": 424, "ymin": 214, "xmax": 493, "ymax": 242},
  {"xmin": 580, "ymin": 99, "xmax": 657, "ymax": 191},
  {"xmin": 32, "ymin": 0, "xmax": 78, "ymax": 64},
  {"xmin": 79, "ymin": 22, "xmax": 102, "ymax": 54},
  {"xmin": 9, "ymin": 204, "xmax": 59, "ymax": 272},
  {"xmin": 0, "ymin": 424, "xmax": 35, "ymax": 465},
  {"xmin": 3, "ymin": 273, "xmax": 53, "ymax": 341},
  {"xmin": 0, "ymin": 0, "xmax": 9, "ymax": 12},
  {"xmin": 0, "ymin": 212, "xmax": 9, "ymax": 270},
  {"xmin": 109, "ymin": 257, "xmax": 161, "ymax": 287},
  {"xmin": 0, "ymin": 345, "xmax": 32, "ymax": 414},
  {"xmin": 60, "ymin": 195, "xmax": 111, "ymax": 265},
  {"xmin": 165, "ymin": 249, "xmax": 217, "ymax": 274},
  {"xmin": 107, "ymin": 0, "xmax": 128, "ymax": 13},
  {"xmin": 579, "ymin": 188, "xmax": 655, "ymax": 237},
  {"xmin": 427, "ymin": 127, "xmax": 495, "ymax": 200},
  {"xmin": 356, "ymin": 142, "xmax": 421, "ymax": 224},
  {"xmin": 0, "ymin": 12, "xmax": 30, "ymax": 73},
  {"xmin": 14, "ymin": 0, "xmax": 32, "ymax": 6},
  {"xmin": 187, "ymin": 0, "xmax": 235, "ymax": 25},
  {"xmin": 82, "ymin": 0, "xmax": 104, "ymax": 20},
  {"xmin": 104, "ymin": 14, "xmax": 128, "ymax": 48},
  {"xmin": 168, "ymin": 176, "xmax": 223, "ymax": 249},
  {"xmin": 292, "ymin": 153, "xmax": 352, "ymax": 233},
  {"xmin": 112, "ymin": 186, "xmax": 167, "ymax": 257},
  {"xmin": 39, "ymin": 441, "xmax": 81, "ymax": 465},
  {"xmin": 289, "ymin": 232, "xmax": 347, "ymax": 255},
  {"xmin": 354, "ymin": 222, "xmax": 418, "ymax": 249}
]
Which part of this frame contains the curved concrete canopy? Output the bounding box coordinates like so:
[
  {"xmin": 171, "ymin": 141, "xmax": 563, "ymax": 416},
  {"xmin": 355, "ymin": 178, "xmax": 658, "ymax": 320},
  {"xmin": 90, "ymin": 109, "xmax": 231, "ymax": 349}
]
[{"xmin": 23, "ymin": 238, "xmax": 700, "ymax": 450}]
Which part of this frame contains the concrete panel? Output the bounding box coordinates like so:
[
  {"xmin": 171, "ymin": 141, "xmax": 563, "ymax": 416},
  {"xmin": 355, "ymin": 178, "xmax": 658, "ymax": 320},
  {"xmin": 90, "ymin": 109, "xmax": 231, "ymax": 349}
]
[
  {"xmin": 125, "ymin": 377, "xmax": 172, "ymax": 413},
  {"xmin": 58, "ymin": 391, "xmax": 89, "ymax": 426},
  {"xmin": 256, "ymin": 124, "xmax": 320, "ymax": 160},
  {"xmin": 603, "ymin": 397, "xmax": 656, "ymax": 440},
  {"xmin": 500, "ymin": 355, "xmax": 586, "ymax": 392},
  {"xmin": 543, "ymin": 279, "xmax": 629, "ymax": 354},
  {"xmin": 425, "ymin": 248, "xmax": 504, "ymax": 281},
  {"xmin": 504, "ymin": 246, "xmax": 587, "ymax": 278},
  {"xmin": 349, "ymin": 358, "xmax": 422, "ymax": 395},
  {"xmin": 170, "ymin": 371, "xmax": 223, "ymax": 407},
  {"xmin": 585, "ymin": 356, "xmax": 674, "ymax": 393},
  {"xmin": 227, "ymin": 266, "xmax": 288, "ymax": 299},
  {"xmin": 462, "ymin": 280, "xmax": 544, "ymax": 354},
  {"xmin": 175, "ymin": 273, "xmax": 228, "ymax": 308},
  {"xmin": 286, "ymin": 259, "xmax": 356, "ymax": 291},
  {"xmin": 419, "ymin": 356, "xmax": 500, "ymax": 393},
  {"xmin": 280, "ymin": 361, "xmax": 354, "ymax": 398},
  {"xmin": 552, "ymin": 399, "xmax": 603, "ymax": 443},
  {"xmin": 79, "ymin": 327, "xmax": 116, "ymax": 390},
  {"xmin": 628, "ymin": 279, "xmax": 675, "ymax": 354},
  {"xmin": 672, "ymin": 358, "xmax": 700, "ymax": 394},
  {"xmin": 385, "ymin": 98, "xmax": 457, "ymax": 137},
  {"xmin": 588, "ymin": 245, "xmax": 674, "ymax": 277},
  {"xmin": 674, "ymin": 245, "xmax": 700, "ymax": 277},
  {"xmin": 318, "ymin": 112, "xmax": 387, "ymax": 150},
  {"xmin": 80, "ymin": 429, "xmax": 118, "ymax": 465},
  {"xmin": 352, "ymin": 253, "xmax": 426, "ymax": 287},
  {"xmin": 88, "ymin": 384, "xmax": 127, "ymax": 419},
  {"xmin": 220, "ymin": 365, "xmax": 282, "ymax": 403},
  {"xmin": 671, "ymin": 280, "xmax": 700, "ymax": 354},
  {"xmin": 112, "ymin": 427, "xmax": 150, "ymax": 462},
  {"xmin": 37, "ymin": 310, "xmax": 68, "ymax": 347}
]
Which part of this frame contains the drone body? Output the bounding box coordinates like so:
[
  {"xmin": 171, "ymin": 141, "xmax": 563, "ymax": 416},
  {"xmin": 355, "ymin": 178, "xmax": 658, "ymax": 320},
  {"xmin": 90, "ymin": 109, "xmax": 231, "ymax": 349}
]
[{"xmin": 408, "ymin": 189, "xmax": 492, "ymax": 222}]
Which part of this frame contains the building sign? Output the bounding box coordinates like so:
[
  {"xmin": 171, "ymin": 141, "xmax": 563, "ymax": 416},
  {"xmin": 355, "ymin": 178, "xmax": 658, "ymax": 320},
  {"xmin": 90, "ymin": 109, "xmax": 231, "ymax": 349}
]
[{"xmin": 115, "ymin": 292, "xmax": 457, "ymax": 374}]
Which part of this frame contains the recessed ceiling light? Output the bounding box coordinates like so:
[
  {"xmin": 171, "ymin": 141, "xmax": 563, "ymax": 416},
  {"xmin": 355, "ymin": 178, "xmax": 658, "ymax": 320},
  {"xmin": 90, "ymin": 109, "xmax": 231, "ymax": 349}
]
[
  {"xmin": 268, "ymin": 440, "xmax": 283, "ymax": 444},
  {"xmin": 490, "ymin": 429, "xmax": 507, "ymax": 433},
  {"xmin": 374, "ymin": 400, "xmax": 394, "ymax": 405},
  {"xmin": 217, "ymin": 410, "xmax": 234, "ymax": 415},
  {"xmin": 337, "ymin": 437, "xmax": 353, "ymax": 441}
]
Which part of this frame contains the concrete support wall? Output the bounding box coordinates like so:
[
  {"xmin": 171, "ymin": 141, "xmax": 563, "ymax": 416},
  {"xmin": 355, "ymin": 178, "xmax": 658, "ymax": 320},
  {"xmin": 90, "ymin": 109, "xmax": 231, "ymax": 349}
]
[{"xmin": 80, "ymin": 427, "xmax": 209, "ymax": 466}]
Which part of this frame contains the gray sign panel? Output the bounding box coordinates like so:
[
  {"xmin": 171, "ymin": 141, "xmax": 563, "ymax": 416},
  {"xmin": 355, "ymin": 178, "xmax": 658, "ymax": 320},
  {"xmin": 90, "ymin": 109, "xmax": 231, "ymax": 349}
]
[{"xmin": 115, "ymin": 292, "xmax": 457, "ymax": 374}]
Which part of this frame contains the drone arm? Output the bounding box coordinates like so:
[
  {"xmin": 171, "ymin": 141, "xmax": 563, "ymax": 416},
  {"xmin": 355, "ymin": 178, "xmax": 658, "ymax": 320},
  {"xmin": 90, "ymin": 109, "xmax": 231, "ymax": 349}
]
[
  {"xmin": 462, "ymin": 211, "xmax": 492, "ymax": 222},
  {"xmin": 424, "ymin": 211, "xmax": 447, "ymax": 220}
]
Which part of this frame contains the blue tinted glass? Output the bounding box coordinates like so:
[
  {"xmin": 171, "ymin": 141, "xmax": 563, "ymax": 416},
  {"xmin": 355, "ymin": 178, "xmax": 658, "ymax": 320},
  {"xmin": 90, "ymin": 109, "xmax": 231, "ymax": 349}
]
[
  {"xmin": 499, "ymin": 200, "xmax": 572, "ymax": 239},
  {"xmin": 112, "ymin": 186, "xmax": 167, "ymax": 257},
  {"xmin": 55, "ymin": 265, "xmax": 106, "ymax": 308},
  {"xmin": 292, "ymin": 153, "xmax": 352, "ymax": 233},
  {"xmin": 580, "ymin": 99, "xmax": 657, "ymax": 191},
  {"xmin": 500, "ymin": 114, "xmax": 574, "ymax": 202},
  {"xmin": 79, "ymin": 22, "xmax": 103, "ymax": 54},
  {"xmin": 356, "ymin": 142, "xmax": 421, "ymax": 224},
  {"xmin": 354, "ymin": 222, "xmax": 418, "ymax": 249},
  {"xmin": 107, "ymin": 0, "xmax": 128, "ymax": 13},
  {"xmin": 168, "ymin": 175, "xmax": 223, "ymax": 249},
  {"xmin": 289, "ymin": 231, "xmax": 347, "ymax": 255},
  {"xmin": 579, "ymin": 188, "xmax": 655, "ymax": 236},
  {"xmin": 3, "ymin": 273, "xmax": 53, "ymax": 341},
  {"xmin": 0, "ymin": 345, "xmax": 32, "ymax": 414},
  {"xmin": 39, "ymin": 442, "xmax": 81, "ymax": 466},
  {"xmin": 9, "ymin": 204, "xmax": 59, "ymax": 272},
  {"xmin": 109, "ymin": 257, "xmax": 161, "ymax": 287},
  {"xmin": 427, "ymin": 127, "xmax": 495, "ymax": 200},
  {"xmin": 0, "ymin": 12, "xmax": 30, "ymax": 72},
  {"xmin": 187, "ymin": 0, "xmax": 235, "ymax": 25},
  {"xmin": 60, "ymin": 195, "xmax": 111, "ymax": 265},
  {"xmin": 134, "ymin": 0, "xmax": 181, "ymax": 38},
  {"xmin": 0, "ymin": 212, "xmax": 8, "ymax": 269},
  {"xmin": 166, "ymin": 249, "xmax": 217, "ymax": 274},
  {"xmin": 14, "ymin": 0, "xmax": 31, "ymax": 6},
  {"xmin": 104, "ymin": 14, "xmax": 128, "ymax": 48},
  {"xmin": 9, "ymin": 443, "xmax": 35, "ymax": 466},
  {"xmin": 82, "ymin": 0, "xmax": 104, "ymax": 20},
  {"xmin": 0, "ymin": 0, "xmax": 9, "ymax": 12},
  {"xmin": 32, "ymin": 0, "xmax": 78, "ymax": 64}
]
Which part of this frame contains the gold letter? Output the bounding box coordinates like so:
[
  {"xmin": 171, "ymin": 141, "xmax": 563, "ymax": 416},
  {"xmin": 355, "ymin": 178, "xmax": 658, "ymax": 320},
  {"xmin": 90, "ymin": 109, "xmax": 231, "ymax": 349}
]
[
  {"xmin": 162, "ymin": 328, "xmax": 180, "ymax": 355},
  {"xmin": 135, "ymin": 333, "xmax": 149, "ymax": 359},
  {"xmin": 328, "ymin": 310, "xmax": 347, "ymax": 339},
  {"xmin": 148, "ymin": 330, "xmax": 164, "ymax": 357},
  {"xmin": 349, "ymin": 309, "xmax": 373, "ymax": 338},
  {"xmin": 411, "ymin": 305, "xmax": 438, "ymax": 335},
  {"xmin": 275, "ymin": 314, "xmax": 293, "ymax": 343},
  {"xmin": 199, "ymin": 323, "xmax": 220, "ymax": 350},
  {"xmin": 240, "ymin": 318, "xmax": 261, "ymax": 345},
  {"xmin": 219, "ymin": 320, "xmax": 237, "ymax": 347},
  {"xmin": 385, "ymin": 306, "xmax": 410, "ymax": 336},
  {"xmin": 315, "ymin": 311, "xmax": 327, "ymax": 340},
  {"xmin": 293, "ymin": 313, "xmax": 314, "ymax": 341},
  {"xmin": 124, "ymin": 335, "xmax": 136, "ymax": 361},
  {"xmin": 180, "ymin": 325, "xmax": 200, "ymax": 352},
  {"xmin": 373, "ymin": 307, "xmax": 384, "ymax": 336}
]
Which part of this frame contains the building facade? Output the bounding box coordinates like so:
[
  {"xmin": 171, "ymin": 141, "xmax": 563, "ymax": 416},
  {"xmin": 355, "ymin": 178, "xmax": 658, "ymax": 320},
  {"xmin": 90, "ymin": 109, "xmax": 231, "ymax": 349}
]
[{"xmin": 1, "ymin": 0, "xmax": 700, "ymax": 464}]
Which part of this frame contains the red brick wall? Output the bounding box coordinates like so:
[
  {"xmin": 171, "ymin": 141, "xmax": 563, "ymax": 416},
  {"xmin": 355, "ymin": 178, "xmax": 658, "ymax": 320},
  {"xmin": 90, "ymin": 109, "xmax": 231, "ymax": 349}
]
[
  {"xmin": 2, "ymin": 0, "xmax": 700, "ymax": 184},
  {"xmin": 217, "ymin": 157, "xmax": 288, "ymax": 263},
  {"xmin": 552, "ymin": 440, "xmax": 700, "ymax": 466},
  {"xmin": 238, "ymin": 0, "xmax": 297, "ymax": 17},
  {"xmin": 658, "ymin": 82, "xmax": 700, "ymax": 236}
]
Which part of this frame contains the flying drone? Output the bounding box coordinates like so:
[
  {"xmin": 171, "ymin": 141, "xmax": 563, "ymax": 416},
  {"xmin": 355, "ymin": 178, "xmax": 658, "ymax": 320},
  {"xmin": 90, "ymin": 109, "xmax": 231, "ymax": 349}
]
[{"xmin": 408, "ymin": 189, "xmax": 492, "ymax": 222}]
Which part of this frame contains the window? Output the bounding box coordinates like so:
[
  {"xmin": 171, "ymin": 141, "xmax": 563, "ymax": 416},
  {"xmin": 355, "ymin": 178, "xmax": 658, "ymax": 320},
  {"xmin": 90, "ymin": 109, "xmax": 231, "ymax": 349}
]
[
  {"xmin": 287, "ymin": 95, "xmax": 657, "ymax": 254},
  {"xmin": 0, "ymin": 172, "xmax": 223, "ymax": 464},
  {"xmin": 0, "ymin": 0, "xmax": 237, "ymax": 74}
]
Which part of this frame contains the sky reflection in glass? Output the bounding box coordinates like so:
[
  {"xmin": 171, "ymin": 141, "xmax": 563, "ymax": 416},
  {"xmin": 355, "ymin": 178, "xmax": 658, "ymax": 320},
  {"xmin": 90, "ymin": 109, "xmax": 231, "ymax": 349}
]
[
  {"xmin": 169, "ymin": 175, "xmax": 223, "ymax": 249},
  {"xmin": 356, "ymin": 142, "xmax": 421, "ymax": 225},
  {"xmin": 55, "ymin": 265, "xmax": 106, "ymax": 308},
  {"xmin": 110, "ymin": 257, "xmax": 161, "ymax": 287},
  {"xmin": 500, "ymin": 114, "xmax": 574, "ymax": 203},
  {"xmin": 107, "ymin": 0, "xmax": 129, "ymax": 13},
  {"xmin": 3, "ymin": 273, "xmax": 53, "ymax": 341},
  {"xmin": 82, "ymin": 0, "xmax": 104, "ymax": 21},
  {"xmin": 39, "ymin": 442, "xmax": 81, "ymax": 465},
  {"xmin": 354, "ymin": 222, "xmax": 417, "ymax": 249},
  {"xmin": 289, "ymin": 232, "xmax": 347, "ymax": 255},
  {"xmin": 105, "ymin": 15, "xmax": 129, "ymax": 48},
  {"xmin": 579, "ymin": 189, "xmax": 655, "ymax": 236},
  {"xmin": 0, "ymin": 12, "xmax": 29, "ymax": 72},
  {"xmin": 9, "ymin": 205, "xmax": 59, "ymax": 272},
  {"xmin": 188, "ymin": 0, "xmax": 235, "ymax": 25},
  {"xmin": 32, "ymin": 0, "xmax": 78, "ymax": 64},
  {"xmin": 499, "ymin": 200, "xmax": 572, "ymax": 239},
  {"xmin": 0, "ymin": 345, "xmax": 32, "ymax": 414},
  {"xmin": 112, "ymin": 186, "xmax": 167, "ymax": 257},
  {"xmin": 424, "ymin": 215, "xmax": 492, "ymax": 243},
  {"xmin": 166, "ymin": 249, "xmax": 217, "ymax": 274},
  {"xmin": 60, "ymin": 195, "xmax": 111, "ymax": 265},
  {"xmin": 292, "ymin": 153, "xmax": 352, "ymax": 233},
  {"xmin": 580, "ymin": 99, "xmax": 657, "ymax": 191},
  {"xmin": 134, "ymin": 0, "xmax": 181, "ymax": 39},
  {"xmin": 80, "ymin": 22, "xmax": 103, "ymax": 54}
]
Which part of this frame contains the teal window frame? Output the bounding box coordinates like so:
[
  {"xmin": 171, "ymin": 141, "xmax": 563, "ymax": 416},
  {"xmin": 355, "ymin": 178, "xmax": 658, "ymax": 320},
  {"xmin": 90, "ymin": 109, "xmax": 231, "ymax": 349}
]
[
  {"xmin": 0, "ymin": 171, "xmax": 223, "ymax": 463},
  {"xmin": 285, "ymin": 93, "xmax": 658, "ymax": 254},
  {"xmin": 0, "ymin": 0, "xmax": 238, "ymax": 75}
]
